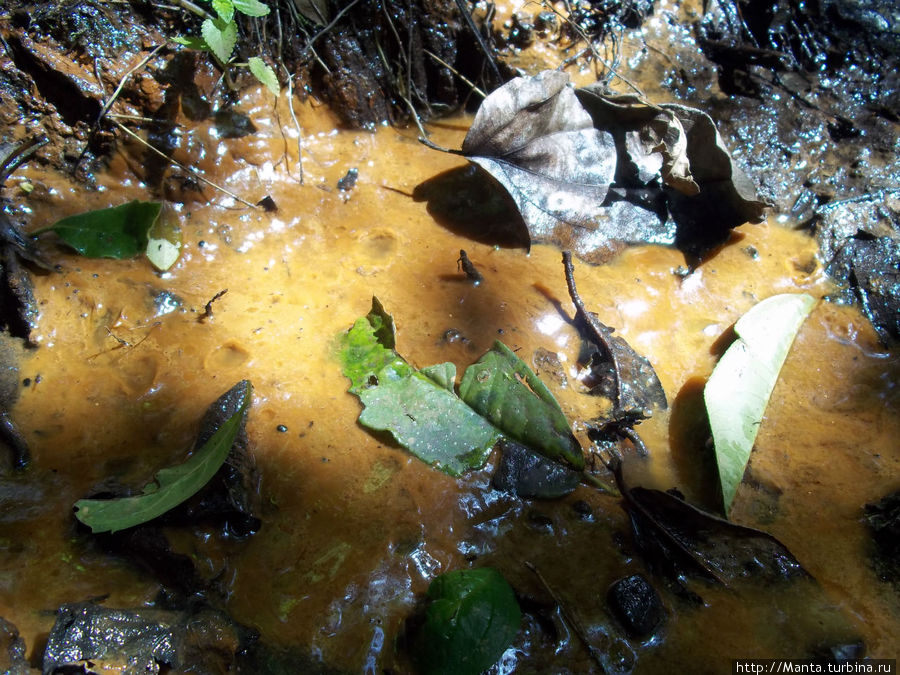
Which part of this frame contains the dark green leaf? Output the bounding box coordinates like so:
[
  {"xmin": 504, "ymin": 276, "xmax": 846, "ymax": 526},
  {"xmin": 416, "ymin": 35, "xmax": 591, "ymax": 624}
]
[
  {"xmin": 201, "ymin": 17, "xmax": 237, "ymax": 63},
  {"xmin": 413, "ymin": 568, "xmax": 521, "ymax": 675},
  {"xmin": 37, "ymin": 200, "xmax": 161, "ymax": 259},
  {"xmin": 74, "ymin": 382, "xmax": 251, "ymax": 533},
  {"xmin": 459, "ymin": 341, "xmax": 584, "ymax": 470},
  {"xmin": 704, "ymin": 293, "xmax": 816, "ymax": 512}
]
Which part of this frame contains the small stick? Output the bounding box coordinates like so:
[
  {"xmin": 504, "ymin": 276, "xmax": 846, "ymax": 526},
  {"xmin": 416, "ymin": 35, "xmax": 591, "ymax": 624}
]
[
  {"xmin": 424, "ymin": 49, "xmax": 486, "ymax": 98},
  {"xmin": 114, "ymin": 122, "xmax": 258, "ymax": 208},
  {"xmin": 199, "ymin": 289, "xmax": 228, "ymax": 322}
]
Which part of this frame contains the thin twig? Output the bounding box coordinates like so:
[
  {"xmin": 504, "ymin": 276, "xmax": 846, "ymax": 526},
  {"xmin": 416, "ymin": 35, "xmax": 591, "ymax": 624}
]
[
  {"xmin": 199, "ymin": 289, "xmax": 229, "ymax": 322},
  {"xmin": 424, "ymin": 49, "xmax": 486, "ymax": 98},
  {"xmin": 169, "ymin": 0, "xmax": 216, "ymax": 21},
  {"xmin": 453, "ymin": 0, "xmax": 503, "ymax": 85},
  {"xmin": 283, "ymin": 67, "xmax": 305, "ymax": 185},
  {"xmin": 114, "ymin": 122, "xmax": 258, "ymax": 208},
  {"xmin": 306, "ymin": 0, "xmax": 363, "ymax": 47}
]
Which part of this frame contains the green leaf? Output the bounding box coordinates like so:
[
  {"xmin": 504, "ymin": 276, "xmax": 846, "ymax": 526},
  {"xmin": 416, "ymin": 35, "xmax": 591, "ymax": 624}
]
[
  {"xmin": 705, "ymin": 293, "xmax": 816, "ymax": 513},
  {"xmin": 459, "ymin": 341, "xmax": 585, "ymax": 470},
  {"xmin": 233, "ymin": 0, "xmax": 270, "ymax": 17},
  {"xmin": 145, "ymin": 202, "xmax": 182, "ymax": 271},
  {"xmin": 74, "ymin": 382, "xmax": 251, "ymax": 533},
  {"xmin": 248, "ymin": 56, "xmax": 280, "ymax": 96},
  {"xmin": 340, "ymin": 307, "xmax": 500, "ymax": 476},
  {"xmin": 171, "ymin": 35, "xmax": 209, "ymax": 50},
  {"xmin": 201, "ymin": 17, "xmax": 237, "ymax": 63},
  {"xmin": 36, "ymin": 200, "xmax": 161, "ymax": 259},
  {"xmin": 211, "ymin": 0, "xmax": 235, "ymax": 22},
  {"xmin": 413, "ymin": 567, "xmax": 521, "ymax": 675}
]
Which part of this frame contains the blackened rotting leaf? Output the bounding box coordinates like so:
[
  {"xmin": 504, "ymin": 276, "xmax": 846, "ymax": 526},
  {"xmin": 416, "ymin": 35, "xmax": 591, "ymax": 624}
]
[
  {"xmin": 43, "ymin": 602, "xmax": 256, "ymax": 674},
  {"xmin": 337, "ymin": 168, "xmax": 358, "ymax": 192},
  {"xmin": 825, "ymin": 234, "xmax": 900, "ymax": 344},
  {"xmin": 0, "ymin": 616, "xmax": 29, "ymax": 674},
  {"xmin": 492, "ymin": 438, "xmax": 581, "ymax": 499},
  {"xmin": 257, "ymin": 195, "xmax": 278, "ymax": 213},
  {"xmin": 460, "ymin": 70, "xmax": 620, "ymax": 263},
  {"xmin": 563, "ymin": 252, "xmax": 666, "ymax": 424},
  {"xmin": 170, "ymin": 379, "xmax": 261, "ymax": 537},
  {"xmin": 609, "ymin": 457, "xmax": 809, "ymax": 602},
  {"xmin": 457, "ymin": 249, "xmax": 483, "ymax": 285},
  {"xmin": 0, "ymin": 139, "xmax": 50, "ymax": 344},
  {"xmin": 865, "ymin": 489, "xmax": 900, "ymax": 584}
]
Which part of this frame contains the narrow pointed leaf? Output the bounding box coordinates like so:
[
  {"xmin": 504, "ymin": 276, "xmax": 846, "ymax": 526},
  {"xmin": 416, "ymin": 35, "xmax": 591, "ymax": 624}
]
[
  {"xmin": 74, "ymin": 383, "xmax": 251, "ymax": 533},
  {"xmin": 233, "ymin": 0, "xmax": 270, "ymax": 17},
  {"xmin": 705, "ymin": 293, "xmax": 816, "ymax": 512},
  {"xmin": 459, "ymin": 341, "xmax": 584, "ymax": 470},
  {"xmin": 248, "ymin": 56, "xmax": 279, "ymax": 96}
]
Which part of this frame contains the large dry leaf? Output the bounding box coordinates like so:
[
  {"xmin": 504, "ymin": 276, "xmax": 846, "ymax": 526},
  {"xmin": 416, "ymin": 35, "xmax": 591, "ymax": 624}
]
[{"xmin": 460, "ymin": 71, "xmax": 621, "ymax": 263}]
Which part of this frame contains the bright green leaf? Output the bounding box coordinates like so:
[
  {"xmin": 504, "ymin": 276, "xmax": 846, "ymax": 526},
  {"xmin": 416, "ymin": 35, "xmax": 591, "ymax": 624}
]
[
  {"xmin": 211, "ymin": 0, "xmax": 235, "ymax": 22},
  {"xmin": 35, "ymin": 200, "xmax": 161, "ymax": 259},
  {"xmin": 248, "ymin": 56, "xmax": 280, "ymax": 96},
  {"xmin": 202, "ymin": 17, "xmax": 237, "ymax": 63},
  {"xmin": 74, "ymin": 382, "xmax": 251, "ymax": 533},
  {"xmin": 459, "ymin": 341, "xmax": 584, "ymax": 470},
  {"xmin": 413, "ymin": 567, "xmax": 521, "ymax": 675},
  {"xmin": 422, "ymin": 362, "xmax": 456, "ymax": 391},
  {"xmin": 705, "ymin": 293, "xmax": 816, "ymax": 513},
  {"xmin": 171, "ymin": 35, "xmax": 209, "ymax": 50},
  {"xmin": 233, "ymin": 0, "xmax": 271, "ymax": 17},
  {"xmin": 145, "ymin": 202, "xmax": 182, "ymax": 271}
]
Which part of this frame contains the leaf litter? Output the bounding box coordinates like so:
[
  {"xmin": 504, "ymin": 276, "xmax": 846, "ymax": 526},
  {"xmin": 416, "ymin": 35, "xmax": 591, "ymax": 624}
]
[{"xmin": 427, "ymin": 70, "xmax": 768, "ymax": 263}]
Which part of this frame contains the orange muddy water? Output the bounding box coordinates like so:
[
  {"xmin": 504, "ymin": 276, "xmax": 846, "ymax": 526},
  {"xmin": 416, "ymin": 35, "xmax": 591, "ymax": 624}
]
[{"xmin": 1, "ymin": 83, "xmax": 898, "ymax": 672}]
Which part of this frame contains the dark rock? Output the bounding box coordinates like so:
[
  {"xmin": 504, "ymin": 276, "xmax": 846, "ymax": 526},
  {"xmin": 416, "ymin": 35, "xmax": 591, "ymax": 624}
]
[
  {"xmin": 606, "ymin": 573, "xmax": 664, "ymax": 638},
  {"xmin": 0, "ymin": 616, "xmax": 30, "ymax": 674},
  {"xmin": 865, "ymin": 488, "xmax": 900, "ymax": 584},
  {"xmin": 492, "ymin": 438, "xmax": 580, "ymax": 499}
]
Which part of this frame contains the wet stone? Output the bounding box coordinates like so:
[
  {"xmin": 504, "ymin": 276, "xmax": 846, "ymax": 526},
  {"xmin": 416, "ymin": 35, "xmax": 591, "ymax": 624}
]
[{"xmin": 607, "ymin": 574, "xmax": 664, "ymax": 638}]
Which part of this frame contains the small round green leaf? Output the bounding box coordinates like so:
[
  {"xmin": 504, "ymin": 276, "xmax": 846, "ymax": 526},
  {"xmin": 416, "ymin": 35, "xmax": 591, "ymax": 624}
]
[{"xmin": 413, "ymin": 567, "xmax": 521, "ymax": 675}]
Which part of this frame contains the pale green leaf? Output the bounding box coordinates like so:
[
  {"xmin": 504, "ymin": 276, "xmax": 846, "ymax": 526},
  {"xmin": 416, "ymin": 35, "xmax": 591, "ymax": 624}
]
[
  {"xmin": 145, "ymin": 202, "xmax": 182, "ymax": 271},
  {"xmin": 705, "ymin": 293, "xmax": 816, "ymax": 513},
  {"xmin": 201, "ymin": 17, "xmax": 237, "ymax": 63},
  {"xmin": 248, "ymin": 56, "xmax": 280, "ymax": 96},
  {"xmin": 74, "ymin": 382, "xmax": 251, "ymax": 533},
  {"xmin": 422, "ymin": 363, "xmax": 456, "ymax": 391},
  {"xmin": 233, "ymin": 0, "xmax": 270, "ymax": 17},
  {"xmin": 211, "ymin": 0, "xmax": 234, "ymax": 22}
]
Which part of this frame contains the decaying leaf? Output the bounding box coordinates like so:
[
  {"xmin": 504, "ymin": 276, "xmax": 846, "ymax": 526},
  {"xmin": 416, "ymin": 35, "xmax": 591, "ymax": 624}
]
[
  {"xmin": 146, "ymin": 202, "xmax": 182, "ymax": 272},
  {"xmin": 705, "ymin": 294, "xmax": 816, "ymax": 512},
  {"xmin": 432, "ymin": 71, "xmax": 768, "ymax": 263},
  {"xmin": 74, "ymin": 381, "xmax": 252, "ymax": 533},
  {"xmin": 610, "ymin": 456, "xmax": 808, "ymax": 602},
  {"xmin": 563, "ymin": 252, "xmax": 666, "ymax": 427},
  {"xmin": 460, "ymin": 70, "xmax": 620, "ymax": 263}
]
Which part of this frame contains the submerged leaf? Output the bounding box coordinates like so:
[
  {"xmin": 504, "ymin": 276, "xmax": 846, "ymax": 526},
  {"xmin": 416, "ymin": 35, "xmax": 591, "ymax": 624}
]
[
  {"xmin": 460, "ymin": 71, "xmax": 620, "ymax": 263},
  {"xmin": 705, "ymin": 294, "xmax": 816, "ymax": 512},
  {"xmin": 459, "ymin": 341, "xmax": 584, "ymax": 470},
  {"xmin": 74, "ymin": 382, "xmax": 251, "ymax": 533},
  {"xmin": 145, "ymin": 202, "xmax": 182, "ymax": 272},
  {"xmin": 413, "ymin": 568, "xmax": 521, "ymax": 675},
  {"xmin": 611, "ymin": 458, "xmax": 808, "ymax": 602},
  {"xmin": 36, "ymin": 200, "xmax": 161, "ymax": 259}
]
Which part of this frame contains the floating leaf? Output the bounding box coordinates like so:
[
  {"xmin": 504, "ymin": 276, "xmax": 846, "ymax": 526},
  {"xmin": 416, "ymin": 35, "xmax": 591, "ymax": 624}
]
[
  {"xmin": 705, "ymin": 293, "xmax": 816, "ymax": 512},
  {"xmin": 339, "ymin": 299, "xmax": 584, "ymax": 476},
  {"xmin": 202, "ymin": 17, "xmax": 237, "ymax": 63},
  {"xmin": 460, "ymin": 70, "xmax": 619, "ymax": 263},
  {"xmin": 233, "ymin": 0, "xmax": 270, "ymax": 17},
  {"xmin": 248, "ymin": 56, "xmax": 280, "ymax": 96},
  {"xmin": 74, "ymin": 382, "xmax": 251, "ymax": 533},
  {"xmin": 35, "ymin": 200, "xmax": 161, "ymax": 259},
  {"xmin": 340, "ymin": 300, "xmax": 500, "ymax": 476},
  {"xmin": 459, "ymin": 341, "xmax": 584, "ymax": 470},
  {"xmin": 412, "ymin": 568, "xmax": 521, "ymax": 675},
  {"xmin": 145, "ymin": 202, "xmax": 182, "ymax": 272}
]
